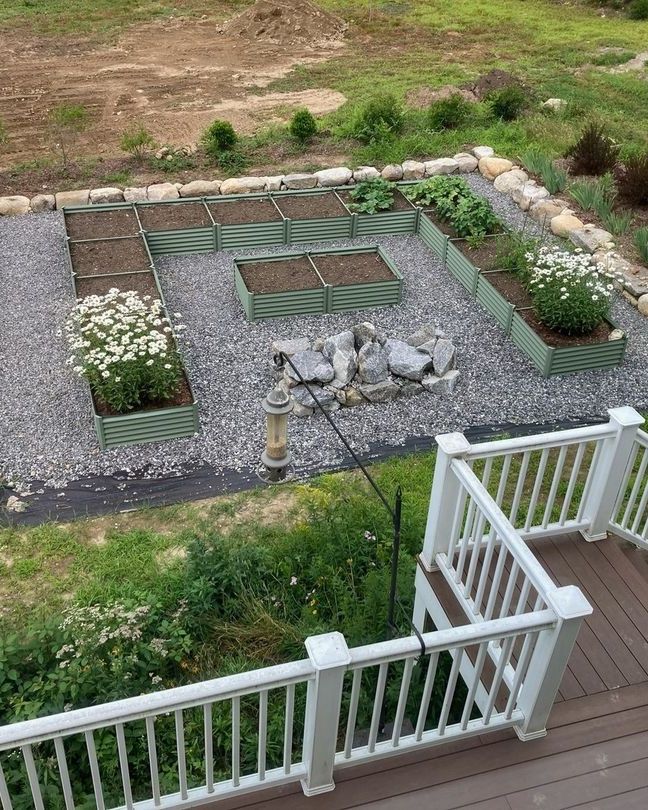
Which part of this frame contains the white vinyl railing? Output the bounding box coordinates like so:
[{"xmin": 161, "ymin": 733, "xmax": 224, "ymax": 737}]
[{"xmin": 610, "ymin": 429, "xmax": 648, "ymax": 548}]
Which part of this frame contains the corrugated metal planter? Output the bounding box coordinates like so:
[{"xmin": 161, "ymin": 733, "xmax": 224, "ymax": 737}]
[
  {"xmin": 234, "ymin": 245, "xmax": 402, "ymax": 321},
  {"xmin": 417, "ymin": 214, "xmax": 448, "ymax": 260},
  {"xmin": 510, "ymin": 312, "xmax": 627, "ymax": 377},
  {"xmin": 272, "ymin": 189, "xmax": 353, "ymax": 244},
  {"xmin": 206, "ymin": 194, "xmax": 286, "ymax": 250},
  {"xmin": 475, "ymin": 273, "xmax": 516, "ymax": 333},
  {"xmin": 446, "ymin": 239, "xmax": 479, "ymax": 294},
  {"xmin": 137, "ymin": 199, "xmax": 215, "ymax": 257}
]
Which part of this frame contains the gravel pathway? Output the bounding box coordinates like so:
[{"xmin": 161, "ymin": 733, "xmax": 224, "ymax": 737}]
[{"xmin": 1, "ymin": 187, "xmax": 647, "ymax": 494}]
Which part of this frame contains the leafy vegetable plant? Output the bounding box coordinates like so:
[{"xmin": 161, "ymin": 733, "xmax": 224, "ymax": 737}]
[{"xmin": 348, "ymin": 177, "xmax": 396, "ymax": 214}]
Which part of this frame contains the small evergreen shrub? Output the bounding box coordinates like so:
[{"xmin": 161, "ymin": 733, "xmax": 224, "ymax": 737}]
[
  {"xmin": 120, "ymin": 126, "xmax": 157, "ymax": 161},
  {"xmin": 635, "ymin": 227, "xmax": 648, "ymax": 264},
  {"xmin": 289, "ymin": 108, "xmax": 317, "ymax": 142},
  {"xmin": 348, "ymin": 178, "xmax": 395, "ymax": 214},
  {"xmin": 565, "ymin": 123, "xmax": 619, "ymax": 175},
  {"xmin": 427, "ymin": 93, "xmax": 472, "ymax": 130},
  {"xmin": 487, "ymin": 85, "xmax": 527, "ymax": 121},
  {"xmin": 201, "ymin": 119, "xmax": 237, "ymax": 160},
  {"xmin": 617, "ymin": 152, "xmax": 648, "ymax": 205},
  {"xmin": 628, "ymin": 0, "xmax": 648, "ymax": 19},
  {"xmin": 349, "ymin": 94, "xmax": 404, "ymax": 142}
]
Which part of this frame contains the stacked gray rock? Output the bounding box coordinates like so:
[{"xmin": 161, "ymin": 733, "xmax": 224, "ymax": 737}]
[{"xmin": 273, "ymin": 322, "xmax": 459, "ymax": 417}]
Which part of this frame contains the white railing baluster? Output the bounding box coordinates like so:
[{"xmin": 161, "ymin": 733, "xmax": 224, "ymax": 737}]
[
  {"xmin": 203, "ymin": 704, "xmax": 214, "ymax": 794},
  {"xmin": 484, "ymin": 541, "xmax": 507, "ymax": 621},
  {"xmin": 495, "ymin": 453, "xmax": 513, "ymax": 511},
  {"xmin": 438, "ymin": 649, "xmax": 463, "ymax": 735},
  {"xmin": 483, "ymin": 635, "xmax": 515, "ymax": 724},
  {"xmin": 524, "ymin": 448, "xmax": 550, "ymax": 532},
  {"xmin": 506, "ymin": 625, "xmax": 542, "ymax": 720},
  {"xmin": 344, "ymin": 670, "xmax": 362, "ymax": 759},
  {"xmin": 559, "ymin": 442, "xmax": 586, "ymax": 525},
  {"xmin": 630, "ymin": 479, "xmax": 648, "ymax": 536},
  {"xmin": 231, "ymin": 696, "xmax": 240, "ymax": 788},
  {"xmin": 620, "ymin": 447, "xmax": 648, "ymax": 528},
  {"xmin": 473, "ymin": 526, "xmax": 497, "ymax": 617},
  {"xmin": 415, "ymin": 653, "xmax": 439, "ymax": 741},
  {"xmin": 21, "ymin": 744, "xmax": 44, "ymax": 810},
  {"xmin": 446, "ymin": 480, "xmax": 469, "ymax": 568},
  {"xmin": 368, "ymin": 663, "xmax": 389, "ymax": 753},
  {"xmin": 611, "ymin": 442, "xmax": 640, "ymax": 524},
  {"xmin": 576, "ymin": 441, "xmax": 603, "ymax": 522},
  {"xmin": 283, "ymin": 684, "xmax": 295, "ymax": 775},
  {"xmin": 460, "ymin": 642, "xmax": 488, "ymax": 730},
  {"xmin": 509, "ymin": 451, "xmax": 531, "ymax": 526},
  {"xmin": 115, "ymin": 724, "xmax": 133, "ymax": 810},
  {"xmin": 145, "ymin": 717, "xmax": 161, "ymax": 807},
  {"xmin": 175, "ymin": 710, "xmax": 188, "ymax": 800},
  {"xmin": 0, "ymin": 761, "xmax": 12, "ymax": 810},
  {"xmin": 391, "ymin": 658, "xmax": 414, "ymax": 746},
  {"xmin": 499, "ymin": 561, "xmax": 520, "ymax": 620},
  {"xmin": 515, "ymin": 578, "xmax": 533, "ymax": 616},
  {"xmin": 53, "ymin": 738, "xmax": 75, "ymax": 810},
  {"xmin": 542, "ymin": 446, "xmax": 568, "ymax": 529},
  {"xmin": 84, "ymin": 731, "xmax": 105, "ymax": 810},
  {"xmin": 258, "ymin": 690, "xmax": 268, "ymax": 781}
]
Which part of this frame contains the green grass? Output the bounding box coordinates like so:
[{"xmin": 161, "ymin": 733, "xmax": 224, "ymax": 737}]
[{"xmin": 591, "ymin": 49, "xmax": 637, "ymax": 66}]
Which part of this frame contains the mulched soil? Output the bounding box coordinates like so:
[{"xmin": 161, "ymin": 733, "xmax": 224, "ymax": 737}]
[
  {"xmin": 337, "ymin": 187, "xmax": 415, "ymax": 213},
  {"xmin": 65, "ymin": 209, "xmax": 140, "ymax": 240},
  {"xmin": 452, "ymin": 236, "xmax": 501, "ymax": 271},
  {"xmin": 207, "ymin": 197, "xmax": 283, "ymax": 225},
  {"xmin": 313, "ymin": 250, "xmax": 396, "ymax": 286},
  {"xmin": 75, "ymin": 270, "xmax": 160, "ymax": 299},
  {"xmin": 94, "ymin": 372, "xmax": 193, "ymax": 417},
  {"xmin": 274, "ymin": 191, "xmax": 349, "ymax": 220},
  {"xmin": 137, "ymin": 202, "xmax": 211, "ymax": 231},
  {"xmin": 238, "ymin": 256, "xmax": 321, "ymax": 293},
  {"xmin": 70, "ymin": 237, "xmax": 150, "ymax": 277}
]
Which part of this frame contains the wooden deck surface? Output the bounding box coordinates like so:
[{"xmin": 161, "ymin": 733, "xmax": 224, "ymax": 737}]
[{"xmin": 209, "ymin": 533, "xmax": 648, "ymax": 810}]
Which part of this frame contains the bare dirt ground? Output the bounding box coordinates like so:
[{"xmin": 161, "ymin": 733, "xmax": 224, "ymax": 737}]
[{"xmin": 0, "ymin": 2, "xmax": 348, "ymax": 169}]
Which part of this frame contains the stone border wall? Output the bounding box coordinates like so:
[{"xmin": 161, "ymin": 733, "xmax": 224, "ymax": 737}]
[{"xmin": 1, "ymin": 146, "xmax": 646, "ymax": 316}]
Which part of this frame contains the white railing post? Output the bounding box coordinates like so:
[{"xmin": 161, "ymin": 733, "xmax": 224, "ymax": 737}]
[
  {"xmin": 420, "ymin": 432, "xmax": 472, "ymax": 570},
  {"xmin": 301, "ymin": 632, "xmax": 350, "ymax": 797},
  {"xmin": 579, "ymin": 406, "xmax": 644, "ymax": 542},
  {"xmin": 514, "ymin": 586, "xmax": 591, "ymax": 741}
]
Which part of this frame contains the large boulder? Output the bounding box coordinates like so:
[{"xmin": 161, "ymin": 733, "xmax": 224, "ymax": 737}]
[
  {"xmin": 638, "ymin": 294, "xmax": 648, "ymax": 317},
  {"xmin": 424, "ymin": 158, "xmax": 459, "ymax": 176},
  {"xmin": 432, "ymin": 338, "xmax": 456, "ymax": 376},
  {"xmin": 284, "ymin": 173, "xmax": 318, "ymax": 190},
  {"xmin": 220, "ymin": 176, "xmax": 267, "ymax": 194},
  {"xmin": 147, "ymin": 182, "xmax": 180, "ymax": 201},
  {"xmin": 353, "ymin": 166, "xmax": 380, "ymax": 182},
  {"xmin": 0, "ymin": 195, "xmax": 30, "ymax": 215},
  {"xmin": 542, "ymin": 98, "xmax": 567, "ymax": 112},
  {"xmin": 265, "ymin": 175, "xmax": 284, "ymax": 192},
  {"xmin": 551, "ymin": 214, "xmax": 584, "ymax": 237},
  {"xmin": 405, "ymin": 323, "xmax": 438, "ymax": 347},
  {"xmin": 479, "ymin": 157, "xmax": 514, "ymax": 180},
  {"xmin": 291, "ymin": 384, "xmax": 336, "ymax": 409},
  {"xmin": 529, "ymin": 198, "xmax": 572, "ymax": 224},
  {"xmin": 384, "ymin": 338, "xmax": 434, "ymax": 381},
  {"xmin": 272, "ymin": 337, "xmax": 311, "ymax": 358},
  {"xmin": 323, "ymin": 331, "xmax": 357, "ymax": 388},
  {"xmin": 381, "ymin": 164, "xmax": 403, "ymax": 181},
  {"xmin": 493, "ymin": 169, "xmax": 528, "ymax": 193},
  {"xmin": 90, "ymin": 187, "xmax": 124, "ymax": 204},
  {"xmin": 359, "ymin": 378, "xmax": 401, "ymax": 403},
  {"xmin": 510, "ymin": 181, "xmax": 550, "ymax": 211},
  {"xmin": 314, "ymin": 167, "xmax": 352, "ymax": 187},
  {"xmin": 569, "ymin": 226, "xmax": 614, "ymax": 254},
  {"xmin": 123, "ymin": 187, "xmax": 148, "ymax": 202},
  {"xmin": 357, "ymin": 342, "xmax": 389, "ymax": 384},
  {"xmin": 285, "ymin": 350, "xmax": 334, "ymax": 384},
  {"xmin": 351, "ymin": 321, "xmax": 378, "ymax": 349},
  {"xmin": 453, "ymin": 152, "xmax": 478, "ymax": 173},
  {"xmin": 30, "ymin": 194, "xmax": 55, "ymax": 213},
  {"xmin": 179, "ymin": 180, "xmax": 221, "ymax": 197},
  {"xmin": 55, "ymin": 189, "xmax": 90, "ymax": 209},
  {"xmin": 422, "ymin": 369, "xmax": 460, "ymax": 394},
  {"xmin": 401, "ymin": 160, "xmax": 426, "ymax": 180},
  {"xmin": 472, "ymin": 146, "xmax": 495, "ymax": 160}
]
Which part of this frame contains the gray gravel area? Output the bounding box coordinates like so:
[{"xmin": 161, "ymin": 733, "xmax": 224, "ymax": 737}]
[{"xmin": 1, "ymin": 190, "xmax": 647, "ymax": 493}]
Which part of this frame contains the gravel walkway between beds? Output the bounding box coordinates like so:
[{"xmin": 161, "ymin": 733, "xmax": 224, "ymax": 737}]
[{"xmin": 1, "ymin": 186, "xmax": 647, "ymax": 492}]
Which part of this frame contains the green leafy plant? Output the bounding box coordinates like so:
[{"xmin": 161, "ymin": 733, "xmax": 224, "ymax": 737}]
[
  {"xmin": 48, "ymin": 103, "xmax": 89, "ymax": 168},
  {"xmin": 120, "ymin": 126, "xmax": 157, "ymax": 162},
  {"xmin": 569, "ymin": 174, "xmax": 615, "ymax": 212},
  {"xmin": 521, "ymin": 147, "xmax": 550, "ymax": 176},
  {"xmin": 348, "ymin": 177, "xmax": 395, "ymax": 214},
  {"xmin": 565, "ymin": 122, "xmax": 619, "ymax": 175},
  {"xmin": 616, "ymin": 151, "xmax": 648, "ymax": 205},
  {"xmin": 427, "ymin": 93, "xmax": 472, "ymax": 130},
  {"xmin": 450, "ymin": 195, "xmax": 501, "ymax": 239},
  {"xmin": 404, "ymin": 176, "xmax": 472, "ymax": 215},
  {"xmin": 528, "ymin": 247, "xmax": 617, "ymax": 335},
  {"xmin": 216, "ymin": 148, "xmax": 248, "ymax": 174},
  {"xmin": 65, "ymin": 289, "xmax": 185, "ymax": 413},
  {"xmin": 520, "ymin": 149, "xmax": 567, "ymax": 193},
  {"xmin": 601, "ymin": 209, "xmax": 634, "ymax": 236},
  {"xmin": 635, "ymin": 227, "xmax": 648, "ymax": 264},
  {"xmin": 494, "ymin": 231, "xmax": 541, "ymax": 284},
  {"xmin": 486, "ymin": 85, "xmax": 528, "ymax": 121},
  {"xmin": 348, "ymin": 94, "xmax": 404, "ymax": 143},
  {"xmin": 628, "ymin": 0, "xmax": 648, "ymax": 19},
  {"xmin": 150, "ymin": 151, "xmax": 197, "ymax": 173},
  {"xmin": 289, "ymin": 108, "xmax": 317, "ymax": 142},
  {"xmin": 201, "ymin": 119, "xmax": 238, "ymax": 161}
]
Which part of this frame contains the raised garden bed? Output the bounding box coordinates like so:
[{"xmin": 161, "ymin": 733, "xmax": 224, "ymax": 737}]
[
  {"xmin": 74, "ymin": 270, "xmax": 160, "ymax": 300},
  {"xmin": 234, "ymin": 245, "xmax": 402, "ymax": 320},
  {"xmin": 69, "ymin": 237, "xmax": 152, "ymax": 277},
  {"xmin": 137, "ymin": 200, "xmax": 215, "ymax": 257},
  {"xmin": 65, "ymin": 206, "xmax": 141, "ymax": 240},
  {"xmin": 337, "ymin": 188, "xmax": 419, "ymax": 237},
  {"xmin": 207, "ymin": 194, "xmax": 285, "ymax": 250},
  {"xmin": 273, "ymin": 189, "xmax": 352, "ymax": 244}
]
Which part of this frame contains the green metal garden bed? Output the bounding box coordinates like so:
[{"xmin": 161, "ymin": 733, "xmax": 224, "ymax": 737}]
[{"xmin": 234, "ymin": 244, "xmax": 403, "ymax": 321}]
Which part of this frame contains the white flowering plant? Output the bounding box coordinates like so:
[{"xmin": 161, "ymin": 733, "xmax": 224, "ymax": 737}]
[
  {"xmin": 65, "ymin": 288, "xmax": 185, "ymax": 413},
  {"xmin": 526, "ymin": 248, "xmax": 619, "ymax": 336}
]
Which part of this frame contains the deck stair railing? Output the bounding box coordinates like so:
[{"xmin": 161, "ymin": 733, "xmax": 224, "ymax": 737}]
[{"xmin": 0, "ymin": 408, "xmax": 645, "ymax": 809}]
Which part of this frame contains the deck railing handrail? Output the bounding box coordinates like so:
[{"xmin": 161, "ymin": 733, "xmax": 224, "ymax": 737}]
[{"xmin": 464, "ymin": 422, "xmax": 617, "ymax": 460}]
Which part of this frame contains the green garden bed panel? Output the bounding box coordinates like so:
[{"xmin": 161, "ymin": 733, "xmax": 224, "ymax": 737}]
[
  {"xmin": 509, "ymin": 312, "xmax": 626, "ymax": 377},
  {"xmin": 330, "ymin": 278, "xmax": 402, "ymax": 312},
  {"xmin": 144, "ymin": 227, "xmax": 216, "ymax": 257},
  {"xmin": 234, "ymin": 264, "xmax": 326, "ymax": 320},
  {"xmin": 93, "ymin": 400, "xmax": 199, "ymax": 450},
  {"xmin": 220, "ymin": 221, "xmax": 286, "ymax": 250},
  {"xmin": 288, "ymin": 216, "xmax": 353, "ymax": 244},
  {"xmin": 475, "ymin": 274, "xmax": 516, "ymax": 334},
  {"xmin": 354, "ymin": 208, "xmax": 418, "ymax": 237},
  {"xmin": 417, "ymin": 215, "xmax": 448, "ymax": 260},
  {"xmin": 446, "ymin": 240, "xmax": 479, "ymax": 294}
]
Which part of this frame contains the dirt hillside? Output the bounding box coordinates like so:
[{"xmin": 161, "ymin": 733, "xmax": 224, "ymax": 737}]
[{"xmin": 224, "ymin": 0, "xmax": 347, "ymax": 46}]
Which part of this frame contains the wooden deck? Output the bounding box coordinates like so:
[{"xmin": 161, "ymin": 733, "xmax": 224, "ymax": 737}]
[{"xmin": 215, "ymin": 533, "xmax": 648, "ymax": 810}]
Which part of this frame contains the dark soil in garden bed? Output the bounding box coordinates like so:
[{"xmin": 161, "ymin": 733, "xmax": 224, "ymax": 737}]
[
  {"xmin": 337, "ymin": 188, "xmax": 415, "ymax": 213},
  {"xmin": 137, "ymin": 202, "xmax": 211, "ymax": 231},
  {"xmin": 313, "ymin": 251, "xmax": 396, "ymax": 286},
  {"xmin": 65, "ymin": 209, "xmax": 140, "ymax": 240},
  {"xmin": 75, "ymin": 270, "xmax": 160, "ymax": 300},
  {"xmin": 238, "ymin": 256, "xmax": 321, "ymax": 294},
  {"xmin": 274, "ymin": 192, "xmax": 349, "ymax": 220},
  {"xmin": 70, "ymin": 238, "xmax": 150, "ymax": 277},
  {"xmin": 484, "ymin": 270, "xmax": 531, "ymax": 309},
  {"xmin": 454, "ymin": 236, "xmax": 501, "ymax": 272},
  {"xmin": 207, "ymin": 197, "xmax": 283, "ymax": 225},
  {"xmin": 423, "ymin": 209, "xmax": 459, "ymax": 238},
  {"xmin": 94, "ymin": 371, "xmax": 193, "ymax": 417}
]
